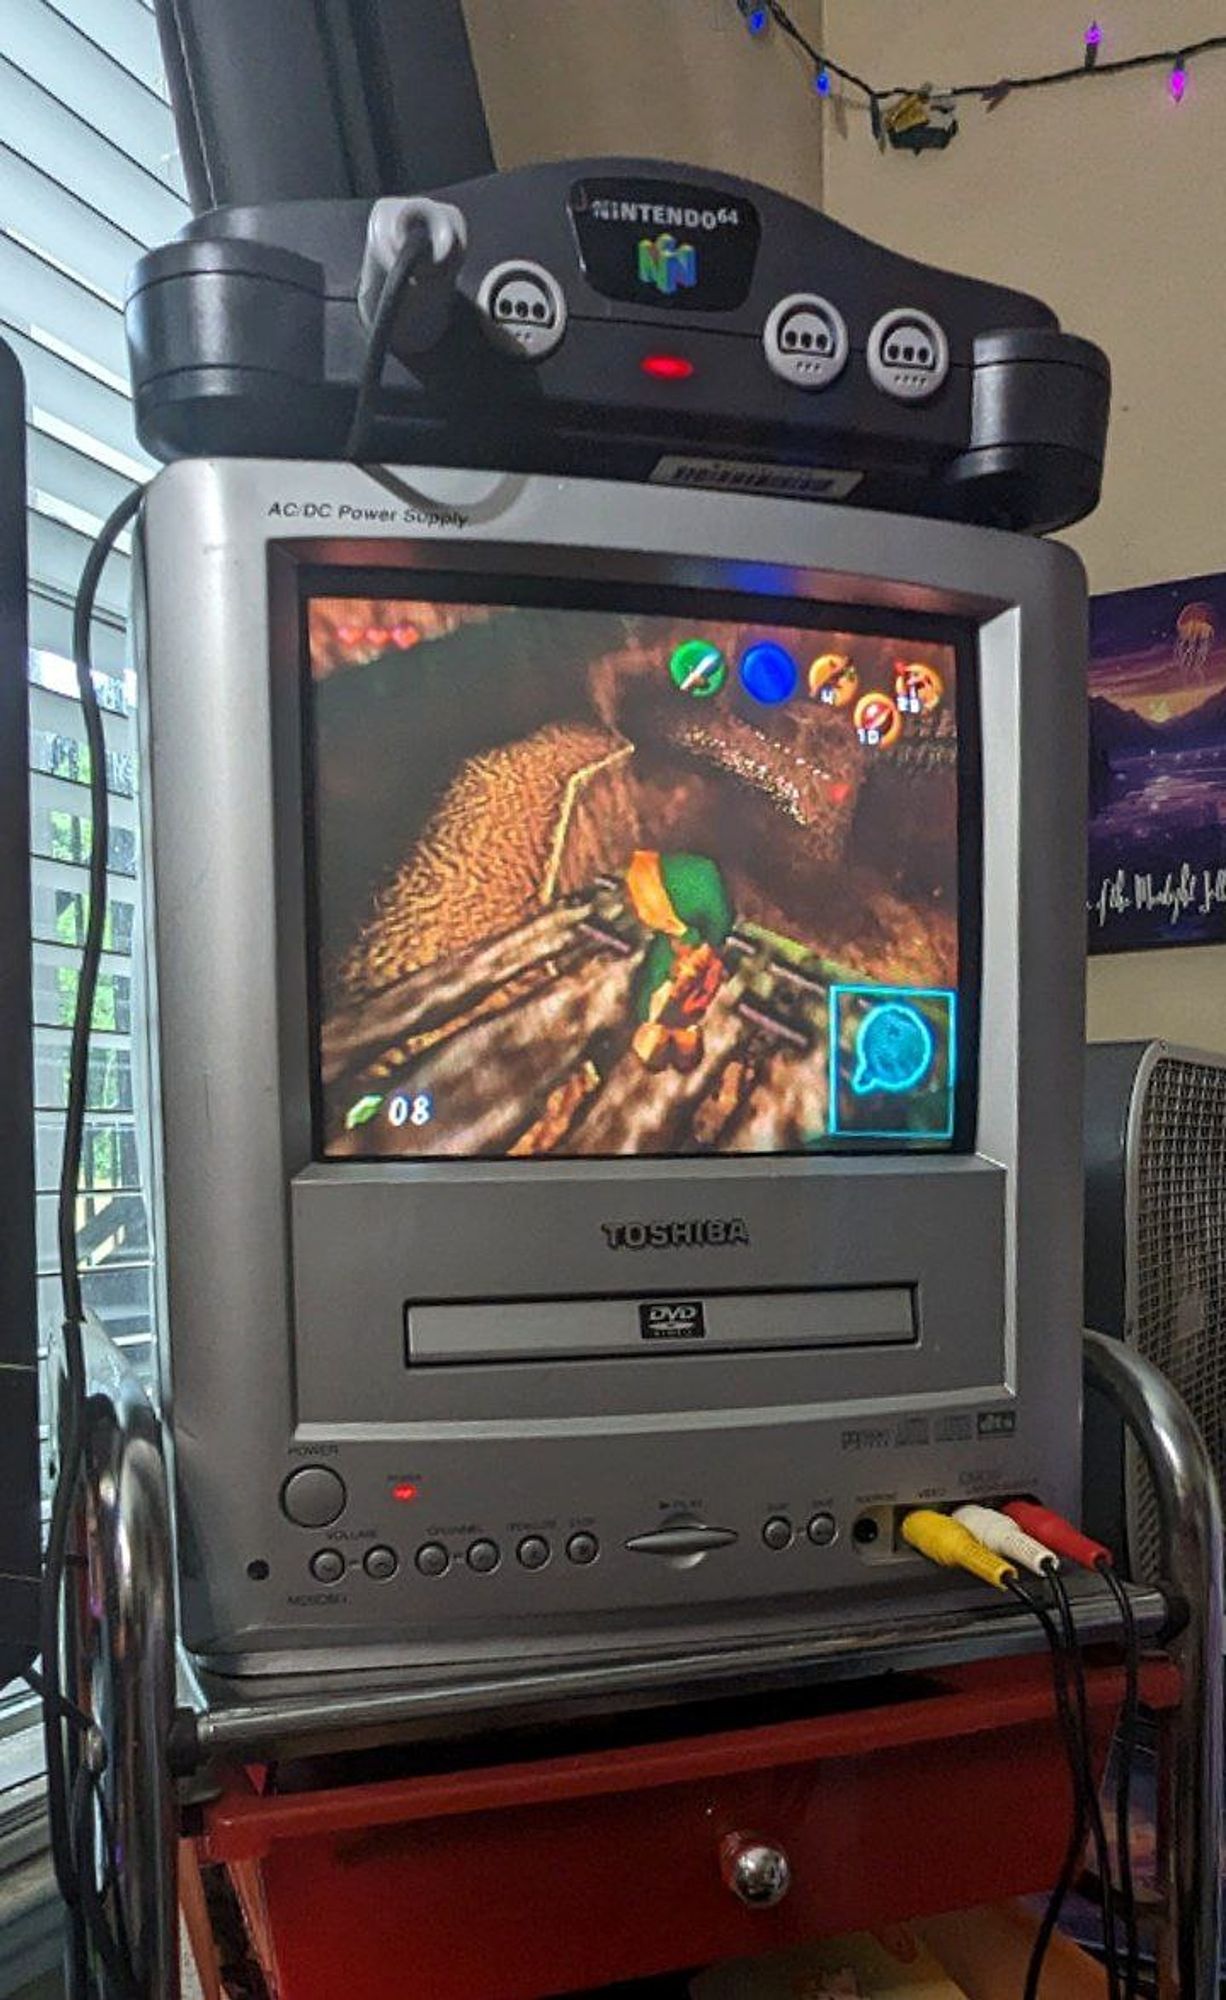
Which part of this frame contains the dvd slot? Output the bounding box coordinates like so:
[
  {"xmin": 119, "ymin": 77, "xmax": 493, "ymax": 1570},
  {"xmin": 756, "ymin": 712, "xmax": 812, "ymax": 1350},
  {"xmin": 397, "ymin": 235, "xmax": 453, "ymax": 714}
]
[{"xmin": 405, "ymin": 1285, "xmax": 917, "ymax": 1367}]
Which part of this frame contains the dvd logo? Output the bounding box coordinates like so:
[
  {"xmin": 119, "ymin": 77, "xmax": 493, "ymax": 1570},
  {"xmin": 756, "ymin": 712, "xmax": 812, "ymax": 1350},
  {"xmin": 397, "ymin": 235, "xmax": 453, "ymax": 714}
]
[
  {"xmin": 601, "ymin": 1218, "xmax": 751, "ymax": 1249},
  {"xmin": 639, "ymin": 1301, "xmax": 706, "ymax": 1341}
]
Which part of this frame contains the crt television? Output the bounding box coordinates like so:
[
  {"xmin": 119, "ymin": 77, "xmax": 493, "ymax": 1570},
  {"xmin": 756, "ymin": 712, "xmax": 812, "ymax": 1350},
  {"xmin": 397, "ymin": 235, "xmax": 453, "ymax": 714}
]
[{"xmin": 138, "ymin": 460, "xmax": 1087, "ymax": 1674}]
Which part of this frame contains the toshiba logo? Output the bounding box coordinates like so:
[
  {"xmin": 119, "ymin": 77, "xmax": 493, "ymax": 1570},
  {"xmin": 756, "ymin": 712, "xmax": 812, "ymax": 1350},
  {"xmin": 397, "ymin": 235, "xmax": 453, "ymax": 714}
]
[
  {"xmin": 601, "ymin": 1218, "xmax": 751, "ymax": 1250},
  {"xmin": 639, "ymin": 1301, "xmax": 707, "ymax": 1341}
]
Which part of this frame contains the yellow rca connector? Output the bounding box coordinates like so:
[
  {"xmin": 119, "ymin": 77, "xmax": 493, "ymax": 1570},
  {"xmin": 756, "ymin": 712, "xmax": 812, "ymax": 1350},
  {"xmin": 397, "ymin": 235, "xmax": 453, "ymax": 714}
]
[{"xmin": 900, "ymin": 1508, "xmax": 1017, "ymax": 1591}]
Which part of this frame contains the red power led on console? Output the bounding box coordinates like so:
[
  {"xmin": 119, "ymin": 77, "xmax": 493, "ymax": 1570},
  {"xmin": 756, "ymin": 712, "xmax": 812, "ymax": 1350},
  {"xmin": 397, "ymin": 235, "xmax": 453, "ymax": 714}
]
[
  {"xmin": 640, "ymin": 353, "xmax": 695, "ymax": 381},
  {"xmin": 391, "ymin": 1482, "xmax": 420, "ymax": 1503}
]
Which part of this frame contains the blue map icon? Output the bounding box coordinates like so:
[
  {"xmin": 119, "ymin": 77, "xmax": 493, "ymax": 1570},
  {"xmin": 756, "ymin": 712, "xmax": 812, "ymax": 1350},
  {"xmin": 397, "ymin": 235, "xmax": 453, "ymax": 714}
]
[{"xmin": 851, "ymin": 1002, "xmax": 935, "ymax": 1096}]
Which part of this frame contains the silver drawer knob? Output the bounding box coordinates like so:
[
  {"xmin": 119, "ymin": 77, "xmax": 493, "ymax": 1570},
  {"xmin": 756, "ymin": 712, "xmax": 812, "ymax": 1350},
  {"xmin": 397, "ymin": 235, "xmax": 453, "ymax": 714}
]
[{"xmin": 720, "ymin": 1833, "xmax": 792, "ymax": 1908}]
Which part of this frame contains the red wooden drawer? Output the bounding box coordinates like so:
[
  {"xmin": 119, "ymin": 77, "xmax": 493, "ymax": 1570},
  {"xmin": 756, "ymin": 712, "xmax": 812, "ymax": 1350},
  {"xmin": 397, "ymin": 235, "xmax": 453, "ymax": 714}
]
[{"xmin": 199, "ymin": 1653, "xmax": 1178, "ymax": 1999}]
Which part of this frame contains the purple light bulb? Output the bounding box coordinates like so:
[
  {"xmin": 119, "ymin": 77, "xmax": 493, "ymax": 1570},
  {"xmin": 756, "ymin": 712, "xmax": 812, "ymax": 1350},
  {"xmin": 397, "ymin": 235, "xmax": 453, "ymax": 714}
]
[
  {"xmin": 1170, "ymin": 60, "xmax": 1188, "ymax": 102},
  {"xmin": 1085, "ymin": 19, "xmax": 1103, "ymax": 46}
]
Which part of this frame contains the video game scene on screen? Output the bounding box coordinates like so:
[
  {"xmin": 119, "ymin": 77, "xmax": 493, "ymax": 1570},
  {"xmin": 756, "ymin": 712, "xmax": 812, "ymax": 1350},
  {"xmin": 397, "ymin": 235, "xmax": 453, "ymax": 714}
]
[{"xmin": 307, "ymin": 597, "xmax": 963, "ymax": 1160}]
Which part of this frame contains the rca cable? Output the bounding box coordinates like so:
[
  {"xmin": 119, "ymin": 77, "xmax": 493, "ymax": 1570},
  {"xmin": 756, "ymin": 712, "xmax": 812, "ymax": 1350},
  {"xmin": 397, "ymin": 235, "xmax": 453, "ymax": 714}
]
[{"xmin": 900, "ymin": 1501, "xmax": 1142, "ymax": 1999}]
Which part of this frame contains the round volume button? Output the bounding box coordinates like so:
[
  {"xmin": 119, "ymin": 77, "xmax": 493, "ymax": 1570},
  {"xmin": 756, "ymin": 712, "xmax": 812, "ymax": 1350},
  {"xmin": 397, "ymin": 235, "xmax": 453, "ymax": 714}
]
[
  {"xmin": 364, "ymin": 1545, "xmax": 398, "ymax": 1581},
  {"xmin": 415, "ymin": 1542, "xmax": 449, "ymax": 1577},
  {"xmin": 762, "ymin": 1516, "xmax": 794, "ymax": 1551},
  {"xmin": 467, "ymin": 1538, "xmax": 501, "ymax": 1574},
  {"xmin": 807, "ymin": 1512, "xmax": 839, "ymax": 1548},
  {"xmin": 281, "ymin": 1465, "xmax": 346, "ymax": 1529},
  {"xmin": 309, "ymin": 1548, "xmax": 345, "ymax": 1584},
  {"xmin": 517, "ymin": 1536, "xmax": 551, "ymax": 1571},
  {"xmin": 566, "ymin": 1532, "xmax": 599, "ymax": 1566}
]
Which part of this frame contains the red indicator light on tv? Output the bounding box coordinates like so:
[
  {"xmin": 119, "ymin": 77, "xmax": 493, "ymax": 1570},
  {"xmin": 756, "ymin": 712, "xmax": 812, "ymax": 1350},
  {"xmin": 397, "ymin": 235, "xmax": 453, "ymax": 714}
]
[
  {"xmin": 392, "ymin": 1482, "xmax": 420, "ymax": 1502},
  {"xmin": 640, "ymin": 353, "xmax": 695, "ymax": 381}
]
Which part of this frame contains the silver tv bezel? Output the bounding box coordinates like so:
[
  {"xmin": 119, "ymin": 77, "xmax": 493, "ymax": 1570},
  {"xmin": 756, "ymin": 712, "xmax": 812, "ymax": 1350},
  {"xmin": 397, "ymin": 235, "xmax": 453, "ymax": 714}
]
[{"xmin": 138, "ymin": 461, "xmax": 1087, "ymax": 1671}]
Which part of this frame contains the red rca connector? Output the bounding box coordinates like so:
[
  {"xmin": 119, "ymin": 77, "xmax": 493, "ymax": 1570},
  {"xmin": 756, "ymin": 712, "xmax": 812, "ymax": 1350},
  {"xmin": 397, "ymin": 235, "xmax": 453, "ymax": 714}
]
[{"xmin": 1001, "ymin": 1500, "xmax": 1112, "ymax": 1572}]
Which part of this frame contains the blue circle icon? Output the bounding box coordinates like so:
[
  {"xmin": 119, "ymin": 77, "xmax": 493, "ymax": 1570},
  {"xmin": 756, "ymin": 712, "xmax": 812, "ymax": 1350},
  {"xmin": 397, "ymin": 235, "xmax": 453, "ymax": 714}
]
[
  {"xmin": 852, "ymin": 1003, "xmax": 935, "ymax": 1096},
  {"xmin": 739, "ymin": 642, "xmax": 798, "ymax": 706}
]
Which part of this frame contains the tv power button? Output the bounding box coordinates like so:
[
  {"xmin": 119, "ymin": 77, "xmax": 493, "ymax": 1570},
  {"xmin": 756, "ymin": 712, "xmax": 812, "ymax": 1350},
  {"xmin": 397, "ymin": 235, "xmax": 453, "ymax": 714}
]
[{"xmin": 280, "ymin": 1465, "xmax": 346, "ymax": 1528}]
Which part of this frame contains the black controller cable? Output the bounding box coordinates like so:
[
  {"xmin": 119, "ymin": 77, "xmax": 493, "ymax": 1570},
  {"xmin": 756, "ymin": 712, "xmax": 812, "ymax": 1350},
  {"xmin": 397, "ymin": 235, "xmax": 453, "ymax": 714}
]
[
  {"xmin": 26, "ymin": 484, "xmax": 144, "ymax": 1999},
  {"xmin": 1005, "ymin": 1573, "xmax": 1098, "ymax": 2000},
  {"xmin": 1049, "ymin": 1565, "xmax": 1132, "ymax": 2000},
  {"xmin": 345, "ymin": 218, "xmax": 431, "ymax": 463},
  {"xmin": 1099, "ymin": 1560, "xmax": 1143, "ymax": 1997}
]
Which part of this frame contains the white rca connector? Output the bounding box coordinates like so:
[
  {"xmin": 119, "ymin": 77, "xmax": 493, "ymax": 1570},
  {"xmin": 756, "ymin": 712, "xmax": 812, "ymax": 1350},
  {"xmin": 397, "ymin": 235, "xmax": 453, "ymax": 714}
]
[{"xmin": 953, "ymin": 1503, "xmax": 1057, "ymax": 1577}]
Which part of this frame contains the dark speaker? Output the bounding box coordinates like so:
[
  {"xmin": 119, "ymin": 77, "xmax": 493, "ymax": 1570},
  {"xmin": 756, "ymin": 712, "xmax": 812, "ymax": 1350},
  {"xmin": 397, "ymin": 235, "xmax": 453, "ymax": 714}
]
[
  {"xmin": 1084, "ymin": 1039, "xmax": 1226, "ymax": 1578},
  {"xmin": 0, "ymin": 335, "xmax": 39, "ymax": 1685}
]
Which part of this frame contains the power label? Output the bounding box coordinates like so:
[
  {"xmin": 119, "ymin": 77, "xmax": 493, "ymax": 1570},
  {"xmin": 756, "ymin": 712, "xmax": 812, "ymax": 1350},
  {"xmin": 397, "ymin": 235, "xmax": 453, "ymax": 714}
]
[{"xmin": 639, "ymin": 1300, "xmax": 707, "ymax": 1341}]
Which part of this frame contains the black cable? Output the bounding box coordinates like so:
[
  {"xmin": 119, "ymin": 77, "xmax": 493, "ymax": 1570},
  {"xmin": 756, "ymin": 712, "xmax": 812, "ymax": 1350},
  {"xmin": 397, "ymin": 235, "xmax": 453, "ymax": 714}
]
[
  {"xmin": 1101, "ymin": 1563, "xmax": 1142, "ymax": 1998},
  {"xmin": 1007, "ymin": 1574, "xmax": 1093, "ymax": 2000},
  {"xmin": 757, "ymin": 0, "xmax": 876, "ymax": 100},
  {"xmin": 344, "ymin": 220, "xmax": 431, "ymax": 463},
  {"xmin": 71, "ymin": 1761, "xmax": 141, "ymax": 2000},
  {"xmin": 39, "ymin": 483, "xmax": 145, "ymax": 1995},
  {"xmin": 756, "ymin": 3, "xmax": 1226, "ymax": 117},
  {"xmin": 60, "ymin": 487, "xmax": 142, "ymax": 1321},
  {"xmin": 921, "ymin": 32, "xmax": 1226, "ymax": 105},
  {"xmin": 39, "ymin": 1328, "xmax": 83, "ymax": 1910},
  {"xmin": 1050, "ymin": 1569, "xmax": 1125, "ymax": 2000},
  {"xmin": 22, "ymin": 1664, "xmax": 93, "ymax": 1735}
]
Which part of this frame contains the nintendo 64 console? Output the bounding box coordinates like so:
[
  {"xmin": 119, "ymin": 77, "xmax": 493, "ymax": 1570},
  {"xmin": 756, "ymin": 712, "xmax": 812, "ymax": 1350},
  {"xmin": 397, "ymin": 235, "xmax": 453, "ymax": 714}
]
[{"xmin": 126, "ymin": 157, "xmax": 1107, "ymax": 531}]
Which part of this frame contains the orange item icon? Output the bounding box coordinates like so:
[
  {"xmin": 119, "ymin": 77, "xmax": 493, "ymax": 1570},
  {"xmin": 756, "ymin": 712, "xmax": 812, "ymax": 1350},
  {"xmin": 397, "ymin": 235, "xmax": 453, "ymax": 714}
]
[
  {"xmin": 894, "ymin": 660, "xmax": 944, "ymax": 716},
  {"xmin": 853, "ymin": 691, "xmax": 902, "ymax": 748},
  {"xmin": 808, "ymin": 652, "xmax": 859, "ymax": 708}
]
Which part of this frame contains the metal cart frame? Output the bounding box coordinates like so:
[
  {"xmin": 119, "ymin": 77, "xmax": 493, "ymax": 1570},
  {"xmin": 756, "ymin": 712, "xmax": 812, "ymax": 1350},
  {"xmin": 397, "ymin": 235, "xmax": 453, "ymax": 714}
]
[{"xmin": 68, "ymin": 1327, "xmax": 1222, "ymax": 1996}]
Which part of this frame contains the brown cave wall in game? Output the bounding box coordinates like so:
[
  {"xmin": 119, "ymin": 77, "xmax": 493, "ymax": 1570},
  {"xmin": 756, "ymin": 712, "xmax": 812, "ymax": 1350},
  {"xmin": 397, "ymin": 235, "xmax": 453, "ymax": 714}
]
[{"xmin": 309, "ymin": 602, "xmax": 959, "ymax": 1159}]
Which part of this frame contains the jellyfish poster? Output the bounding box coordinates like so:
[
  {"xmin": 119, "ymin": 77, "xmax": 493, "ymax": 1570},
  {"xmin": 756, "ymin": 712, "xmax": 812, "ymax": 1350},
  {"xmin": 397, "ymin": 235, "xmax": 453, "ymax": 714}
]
[{"xmin": 1088, "ymin": 570, "xmax": 1226, "ymax": 953}]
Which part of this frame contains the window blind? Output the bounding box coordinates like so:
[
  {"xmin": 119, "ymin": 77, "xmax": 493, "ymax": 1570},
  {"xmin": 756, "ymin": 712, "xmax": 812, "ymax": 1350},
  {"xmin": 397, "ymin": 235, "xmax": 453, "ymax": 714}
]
[{"xmin": 1, "ymin": 0, "xmax": 188, "ymax": 1745}]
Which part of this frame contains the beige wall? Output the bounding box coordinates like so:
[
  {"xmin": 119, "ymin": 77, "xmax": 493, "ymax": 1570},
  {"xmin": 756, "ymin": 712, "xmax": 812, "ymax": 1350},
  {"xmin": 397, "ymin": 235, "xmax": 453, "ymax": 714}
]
[
  {"xmin": 820, "ymin": 0, "xmax": 1226, "ymax": 1049},
  {"xmin": 465, "ymin": 0, "xmax": 1225, "ymax": 1051},
  {"xmin": 464, "ymin": 0, "xmax": 824, "ymax": 203}
]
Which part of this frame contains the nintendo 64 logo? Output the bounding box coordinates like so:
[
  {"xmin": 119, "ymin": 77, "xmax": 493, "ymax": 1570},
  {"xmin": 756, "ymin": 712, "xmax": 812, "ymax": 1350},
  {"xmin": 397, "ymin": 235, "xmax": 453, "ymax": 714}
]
[
  {"xmin": 638, "ymin": 232, "xmax": 697, "ymax": 297},
  {"xmin": 639, "ymin": 1300, "xmax": 707, "ymax": 1342}
]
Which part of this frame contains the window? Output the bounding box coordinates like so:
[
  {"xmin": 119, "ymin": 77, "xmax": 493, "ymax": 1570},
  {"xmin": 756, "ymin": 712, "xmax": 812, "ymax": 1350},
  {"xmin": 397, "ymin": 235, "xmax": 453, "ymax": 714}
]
[{"xmin": 1, "ymin": 0, "xmax": 187, "ymax": 1767}]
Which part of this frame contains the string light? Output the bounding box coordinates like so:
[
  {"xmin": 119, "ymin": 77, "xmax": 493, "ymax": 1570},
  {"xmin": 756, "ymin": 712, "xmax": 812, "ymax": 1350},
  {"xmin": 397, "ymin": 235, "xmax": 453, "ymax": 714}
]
[{"xmin": 732, "ymin": 3, "xmax": 1223, "ymax": 144}]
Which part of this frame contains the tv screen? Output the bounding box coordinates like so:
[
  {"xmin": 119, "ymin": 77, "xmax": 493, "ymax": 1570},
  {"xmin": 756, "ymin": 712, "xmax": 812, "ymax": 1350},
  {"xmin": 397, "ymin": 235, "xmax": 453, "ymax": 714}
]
[{"xmin": 303, "ymin": 582, "xmax": 976, "ymax": 1160}]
